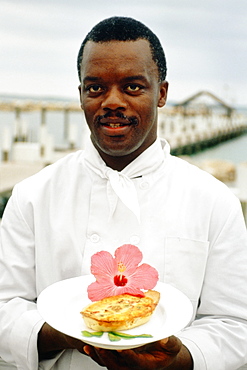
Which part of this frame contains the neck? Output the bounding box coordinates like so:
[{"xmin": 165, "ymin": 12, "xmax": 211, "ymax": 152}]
[
  {"xmin": 98, "ymin": 152, "xmax": 138, "ymax": 171},
  {"xmin": 93, "ymin": 139, "xmax": 157, "ymax": 172}
]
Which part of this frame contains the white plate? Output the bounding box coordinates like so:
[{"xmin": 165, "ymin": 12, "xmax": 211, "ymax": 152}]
[{"xmin": 37, "ymin": 275, "xmax": 193, "ymax": 350}]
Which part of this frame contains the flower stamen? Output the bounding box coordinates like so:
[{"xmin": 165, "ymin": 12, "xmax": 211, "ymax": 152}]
[
  {"xmin": 114, "ymin": 274, "xmax": 128, "ymax": 286},
  {"xmin": 118, "ymin": 262, "xmax": 126, "ymax": 273}
]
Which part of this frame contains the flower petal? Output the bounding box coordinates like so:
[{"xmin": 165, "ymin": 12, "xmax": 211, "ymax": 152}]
[
  {"xmin": 114, "ymin": 286, "xmax": 145, "ymax": 297},
  {"xmin": 115, "ymin": 244, "xmax": 143, "ymax": 273},
  {"xmin": 90, "ymin": 251, "xmax": 117, "ymax": 282},
  {"xmin": 87, "ymin": 281, "xmax": 116, "ymax": 301},
  {"xmin": 128, "ymin": 264, "xmax": 159, "ymax": 289},
  {"xmin": 87, "ymin": 245, "xmax": 159, "ymax": 301},
  {"xmin": 87, "ymin": 280, "xmax": 145, "ymax": 301}
]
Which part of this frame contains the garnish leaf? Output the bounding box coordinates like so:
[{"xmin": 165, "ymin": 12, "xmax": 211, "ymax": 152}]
[
  {"xmin": 110, "ymin": 331, "xmax": 153, "ymax": 339},
  {"xmin": 81, "ymin": 330, "xmax": 153, "ymax": 341},
  {"xmin": 81, "ymin": 330, "xmax": 103, "ymax": 337},
  {"xmin": 108, "ymin": 332, "xmax": 122, "ymax": 341}
]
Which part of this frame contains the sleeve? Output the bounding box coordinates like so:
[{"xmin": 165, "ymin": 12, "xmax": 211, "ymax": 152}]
[
  {"xmin": 177, "ymin": 192, "xmax": 247, "ymax": 370},
  {"xmin": 0, "ymin": 187, "xmax": 44, "ymax": 370}
]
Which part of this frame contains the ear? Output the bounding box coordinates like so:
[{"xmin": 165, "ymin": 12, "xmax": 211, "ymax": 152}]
[
  {"xmin": 158, "ymin": 81, "xmax": 169, "ymax": 108},
  {"xmin": 78, "ymin": 84, "xmax": 83, "ymax": 109}
]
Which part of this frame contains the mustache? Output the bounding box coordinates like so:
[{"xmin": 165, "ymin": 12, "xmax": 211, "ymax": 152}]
[{"xmin": 95, "ymin": 111, "xmax": 138, "ymax": 125}]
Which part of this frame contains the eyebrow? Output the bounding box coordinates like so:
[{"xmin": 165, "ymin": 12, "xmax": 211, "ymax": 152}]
[
  {"xmin": 83, "ymin": 76, "xmax": 100, "ymax": 84},
  {"xmin": 83, "ymin": 75, "xmax": 149, "ymax": 85},
  {"xmin": 123, "ymin": 75, "xmax": 148, "ymax": 82}
]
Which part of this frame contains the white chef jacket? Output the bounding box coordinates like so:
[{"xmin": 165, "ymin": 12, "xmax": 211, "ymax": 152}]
[{"xmin": 0, "ymin": 138, "xmax": 247, "ymax": 370}]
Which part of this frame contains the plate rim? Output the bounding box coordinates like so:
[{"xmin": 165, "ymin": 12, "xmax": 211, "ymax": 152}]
[{"xmin": 37, "ymin": 275, "xmax": 193, "ymax": 350}]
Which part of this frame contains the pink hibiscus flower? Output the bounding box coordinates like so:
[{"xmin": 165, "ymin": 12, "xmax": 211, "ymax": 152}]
[{"xmin": 87, "ymin": 244, "xmax": 159, "ymax": 301}]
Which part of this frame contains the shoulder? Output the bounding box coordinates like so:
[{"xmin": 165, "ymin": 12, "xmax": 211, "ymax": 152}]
[
  {"xmin": 12, "ymin": 150, "xmax": 87, "ymax": 199},
  {"xmin": 167, "ymin": 154, "xmax": 238, "ymax": 202}
]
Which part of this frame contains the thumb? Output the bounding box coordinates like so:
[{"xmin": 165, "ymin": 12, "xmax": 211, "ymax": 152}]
[
  {"xmin": 160, "ymin": 336, "xmax": 182, "ymax": 354},
  {"xmin": 160, "ymin": 337, "xmax": 169, "ymax": 346}
]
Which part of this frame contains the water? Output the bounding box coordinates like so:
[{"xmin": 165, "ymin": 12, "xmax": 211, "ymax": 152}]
[{"xmin": 189, "ymin": 133, "xmax": 247, "ymax": 164}]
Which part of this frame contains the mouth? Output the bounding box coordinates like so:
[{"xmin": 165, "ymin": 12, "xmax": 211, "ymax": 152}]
[
  {"xmin": 103, "ymin": 122, "xmax": 130, "ymax": 128},
  {"xmin": 94, "ymin": 112, "xmax": 138, "ymax": 137},
  {"xmin": 96, "ymin": 112, "xmax": 138, "ymax": 128},
  {"xmin": 99, "ymin": 122, "xmax": 132, "ymax": 137}
]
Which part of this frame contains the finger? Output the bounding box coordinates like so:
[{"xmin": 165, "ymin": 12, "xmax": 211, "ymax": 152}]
[
  {"xmin": 94, "ymin": 348, "xmax": 131, "ymax": 370},
  {"xmin": 160, "ymin": 336, "xmax": 182, "ymax": 354},
  {"xmin": 117, "ymin": 338, "xmax": 182, "ymax": 369},
  {"xmin": 160, "ymin": 337, "xmax": 169, "ymax": 345},
  {"xmin": 83, "ymin": 345, "xmax": 106, "ymax": 367},
  {"xmin": 111, "ymin": 348, "xmax": 155, "ymax": 369}
]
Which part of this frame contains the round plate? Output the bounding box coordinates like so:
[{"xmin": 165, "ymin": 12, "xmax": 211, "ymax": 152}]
[{"xmin": 37, "ymin": 275, "xmax": 193, "ymax": 350}]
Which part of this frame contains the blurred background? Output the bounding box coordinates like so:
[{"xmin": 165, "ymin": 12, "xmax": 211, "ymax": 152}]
[{"xmin": 0, "ymin": 0, "xmax": 247, "ymax": 221}]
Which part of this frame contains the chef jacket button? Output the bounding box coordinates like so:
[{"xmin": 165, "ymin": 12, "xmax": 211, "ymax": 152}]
[
  {"xmin": 90, "ymin": 233, "xmax": 100, "ymax": 243},
  {"xmin": 140, "ymin": 181, "xmax": 149, "ymax": 189},
  {"xmin": 130, "ymin": 235, "xmax": 140, "ymax": 245}
]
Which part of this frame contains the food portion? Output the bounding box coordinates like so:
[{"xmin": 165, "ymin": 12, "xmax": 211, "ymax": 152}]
[
  {"xmin": 81, "ymin": 289, "xmax": 160, "ymax": 331},
  {"xmin": 81, "ymin": 244, "xmax": 160, "ymax": 334}
]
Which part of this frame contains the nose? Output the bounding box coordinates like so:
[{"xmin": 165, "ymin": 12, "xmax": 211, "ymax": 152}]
[{"xmin": 101, "ymin": 87, "xmax": 127, "ymax": 111}]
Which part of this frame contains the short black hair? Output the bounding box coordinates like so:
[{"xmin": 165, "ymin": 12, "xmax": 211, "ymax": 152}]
[{"xmin": 77, "ymin": 16, "xmax": 167, "ymax": 82}]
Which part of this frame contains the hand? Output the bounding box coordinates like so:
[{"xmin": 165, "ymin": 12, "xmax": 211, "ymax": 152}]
[
  {"xmin": 38, "ymin": 323, "xmax": 87, "ymax": 360},
  {"xmin": 84, "ymin": 336, "xmax": 193, "ymax": 370}
]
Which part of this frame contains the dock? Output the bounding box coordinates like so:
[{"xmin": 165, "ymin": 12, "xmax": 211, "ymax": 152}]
[
  {"xmin": 1, "ymin": 90, "xmax": 247, "ymax": 221},
  {"xmin": 158, "ymin": 91, "xmax": 247, "ymax": 155},
  {"xmin": 0, "ymin": 162, "xmax": 44, "ymax": 195}
]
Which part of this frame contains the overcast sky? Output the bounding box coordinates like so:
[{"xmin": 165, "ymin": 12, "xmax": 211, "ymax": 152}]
[{"xmin": 1, "ymin": 0, "xmax": 247, "ymax": 106}]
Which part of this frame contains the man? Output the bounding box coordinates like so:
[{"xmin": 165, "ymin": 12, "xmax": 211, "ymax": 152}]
[{"xmin": 0, "ymin": 16, "xmax": 247, "ymax": 370}]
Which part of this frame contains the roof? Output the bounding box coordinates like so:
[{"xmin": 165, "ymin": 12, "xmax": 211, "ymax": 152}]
[{"xmin": 174, "ymin": 90, "xmax": 234, "ymax": 116}]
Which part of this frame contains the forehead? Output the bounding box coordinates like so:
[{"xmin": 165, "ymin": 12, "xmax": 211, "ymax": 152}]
[{"xmin": 80, "ymin": 39, "xmax": 158, "ymax": 80}]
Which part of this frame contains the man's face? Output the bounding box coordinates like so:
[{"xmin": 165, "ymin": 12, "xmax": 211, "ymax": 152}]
[{"xmin": 79, "ymin": 39, "xmax": 168, "ymax": 169}]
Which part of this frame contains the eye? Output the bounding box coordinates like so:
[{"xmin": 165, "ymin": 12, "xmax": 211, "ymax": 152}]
[
  {"xmin": 125, "ymin": 84, "xmax": 141, "ymax": 92},
  {"xmin": 86, "ymin": 84, "xmax": 103, "ymax": 94}
]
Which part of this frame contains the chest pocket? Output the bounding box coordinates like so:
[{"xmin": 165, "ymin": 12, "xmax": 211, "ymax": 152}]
[{"xmin": 163, "ymin": 237, "xmax": 209, "ymax": 313}]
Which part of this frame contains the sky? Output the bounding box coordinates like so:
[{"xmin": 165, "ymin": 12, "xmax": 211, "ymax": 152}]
[{"xmin": 1, "ymin": 0, "xmax": 247, "ymax": 107}]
